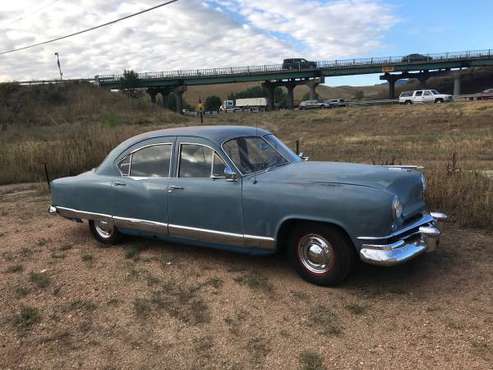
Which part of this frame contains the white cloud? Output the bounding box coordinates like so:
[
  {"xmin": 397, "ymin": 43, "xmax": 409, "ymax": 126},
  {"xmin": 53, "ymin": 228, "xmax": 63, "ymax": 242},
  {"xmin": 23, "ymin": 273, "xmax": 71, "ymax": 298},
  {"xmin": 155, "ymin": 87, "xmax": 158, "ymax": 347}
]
[{"xmin": 0, "ymin": 0, "xmax": 397, "ymax": 81}]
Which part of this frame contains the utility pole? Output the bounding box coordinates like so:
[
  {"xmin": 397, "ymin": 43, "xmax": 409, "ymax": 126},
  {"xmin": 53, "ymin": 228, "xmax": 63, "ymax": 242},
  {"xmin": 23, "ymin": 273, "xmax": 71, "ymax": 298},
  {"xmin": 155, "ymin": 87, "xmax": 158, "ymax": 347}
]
[{"xmin": 54, "ymin": 52, "xmax": 63, "ymax": 80}]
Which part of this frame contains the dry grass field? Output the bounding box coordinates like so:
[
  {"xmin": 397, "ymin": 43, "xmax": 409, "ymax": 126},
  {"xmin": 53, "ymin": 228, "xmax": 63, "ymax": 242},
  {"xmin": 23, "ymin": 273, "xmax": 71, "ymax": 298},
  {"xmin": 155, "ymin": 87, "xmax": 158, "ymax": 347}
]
[{"xmin": 1, "ymin": 84, "xmax": 493, "ymax": 368}]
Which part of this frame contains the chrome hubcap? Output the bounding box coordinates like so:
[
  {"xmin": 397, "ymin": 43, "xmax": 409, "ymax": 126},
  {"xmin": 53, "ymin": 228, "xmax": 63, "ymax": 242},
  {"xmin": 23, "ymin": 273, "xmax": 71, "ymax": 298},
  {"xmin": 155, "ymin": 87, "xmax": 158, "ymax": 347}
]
[
  {"xmin": 95, "ymin": 220, "xmax": 114, "ymax": 239},
  {"xmin": 298, "ymin": 234, "xmax": 335, "ymax": 274}
]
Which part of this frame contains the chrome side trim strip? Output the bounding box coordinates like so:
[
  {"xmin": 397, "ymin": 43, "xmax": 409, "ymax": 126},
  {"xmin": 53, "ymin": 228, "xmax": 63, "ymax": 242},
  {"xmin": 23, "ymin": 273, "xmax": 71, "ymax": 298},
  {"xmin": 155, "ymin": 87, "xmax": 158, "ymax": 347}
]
[
  {"xmin": 169, "ymin": 223, "xmax": 242, "ymax": 237},
  {"xmin": 113, "ymin": 216, "xmax": 168, "ymax": 234},
  {"xmin": 357, "ymin": 214, "xmax": 434, "ymax": 241},
  {"xmin": 56, "ymin": 206, "xmax": 112, "ymax": 222},
  {"xmin": 51, "ymin": 206, "xmax": 275, "ymax": 250},
  {"xmin": 168, "ymin": 223, "xmax": 245, "ymax": 247},
  {"xmin": 244, "ymin": 234, "xmax": 276, "ymax": 250},
  {"xmin": 244, "ymin": 234, "xmax": 275, "ymax": 241}
]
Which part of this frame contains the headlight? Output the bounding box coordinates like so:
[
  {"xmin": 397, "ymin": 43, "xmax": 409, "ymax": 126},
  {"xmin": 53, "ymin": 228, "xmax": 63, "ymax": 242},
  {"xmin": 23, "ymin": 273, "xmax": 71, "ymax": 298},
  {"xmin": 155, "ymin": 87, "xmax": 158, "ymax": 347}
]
[{"xmin": 392, "ymin": 195, "xmax": 403, "ymax": 219}]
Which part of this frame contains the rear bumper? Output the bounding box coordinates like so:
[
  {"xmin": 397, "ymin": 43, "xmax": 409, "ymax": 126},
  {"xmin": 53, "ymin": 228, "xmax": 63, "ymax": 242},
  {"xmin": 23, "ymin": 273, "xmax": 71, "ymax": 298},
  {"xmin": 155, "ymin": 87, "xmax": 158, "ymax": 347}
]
[{"xmin": 358, "ymin": 212, "xmax": 447, "ymax": 266}]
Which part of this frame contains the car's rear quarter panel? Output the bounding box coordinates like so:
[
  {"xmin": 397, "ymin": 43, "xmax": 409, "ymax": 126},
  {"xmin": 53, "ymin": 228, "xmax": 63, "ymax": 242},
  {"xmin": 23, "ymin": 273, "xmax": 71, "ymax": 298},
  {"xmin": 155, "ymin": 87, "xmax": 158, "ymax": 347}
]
[{"xmin": 51, "ymin": 172, "xmax": 114, "ymax": 216}]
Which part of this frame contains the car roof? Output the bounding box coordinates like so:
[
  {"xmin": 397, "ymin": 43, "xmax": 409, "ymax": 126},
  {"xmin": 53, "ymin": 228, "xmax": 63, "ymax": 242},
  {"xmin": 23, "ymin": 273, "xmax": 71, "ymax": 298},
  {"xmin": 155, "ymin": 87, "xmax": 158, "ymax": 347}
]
[{"xmin": 127, "ymin": 125, "xmax": 271, "ymax": 143}]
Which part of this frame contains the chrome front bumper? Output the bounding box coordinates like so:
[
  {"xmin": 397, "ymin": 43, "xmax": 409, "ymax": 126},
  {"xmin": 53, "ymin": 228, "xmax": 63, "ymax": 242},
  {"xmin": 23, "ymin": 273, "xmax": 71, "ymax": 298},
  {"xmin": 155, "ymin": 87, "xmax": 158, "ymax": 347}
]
[{"xmin": 358, "ymin": 212, "xmax": 447, "ymax": 266}]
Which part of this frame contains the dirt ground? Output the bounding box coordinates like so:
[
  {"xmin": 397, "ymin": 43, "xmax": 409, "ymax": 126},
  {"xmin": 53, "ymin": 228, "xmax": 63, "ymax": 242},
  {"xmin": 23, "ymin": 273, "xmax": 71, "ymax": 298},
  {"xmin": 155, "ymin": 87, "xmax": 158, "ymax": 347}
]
[{"xmin": 0, "ymin": 184, "xmax": 492, "ymax": 369}]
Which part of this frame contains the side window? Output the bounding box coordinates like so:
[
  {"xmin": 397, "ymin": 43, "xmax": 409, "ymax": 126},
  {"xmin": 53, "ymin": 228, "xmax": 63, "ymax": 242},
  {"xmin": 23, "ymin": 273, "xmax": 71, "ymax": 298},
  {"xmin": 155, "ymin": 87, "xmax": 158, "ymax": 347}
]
[
  {"xmin": 118, "ymin": 155, "xmax": 130, "ymax": 176},
  {"xmin": 179, "ymin": 144, "xmax": 213, "ymax": 178},
  {"xmin": 415, "ymin": 91, "xmax": 423, "ymax": 97},
  {"xmin": 424, "ymin": 91, "xmax": 431, "ymax": 96},
  {"xmin": 129, "ymin": 144, "xmax": 172, "ymax": 177},
  {"xmin": 212, "ymin": 152, "xmax": 227, "ymax": 177}
]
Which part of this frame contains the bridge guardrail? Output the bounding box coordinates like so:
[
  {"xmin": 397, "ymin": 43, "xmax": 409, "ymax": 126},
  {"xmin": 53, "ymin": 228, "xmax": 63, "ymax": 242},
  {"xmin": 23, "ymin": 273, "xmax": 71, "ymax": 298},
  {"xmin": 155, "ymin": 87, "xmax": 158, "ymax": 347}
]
[{"xmin": 95, "ymin": 49, "xmax": 492, "ymax": 84}]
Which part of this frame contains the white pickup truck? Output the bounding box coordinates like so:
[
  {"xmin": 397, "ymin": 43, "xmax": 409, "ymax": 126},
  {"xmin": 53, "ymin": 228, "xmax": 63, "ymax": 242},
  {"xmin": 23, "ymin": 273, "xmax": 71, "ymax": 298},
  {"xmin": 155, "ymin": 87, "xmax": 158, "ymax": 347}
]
[{"xmin": 399, "ymin": 89, "xmax": 453, "ymax": 104}]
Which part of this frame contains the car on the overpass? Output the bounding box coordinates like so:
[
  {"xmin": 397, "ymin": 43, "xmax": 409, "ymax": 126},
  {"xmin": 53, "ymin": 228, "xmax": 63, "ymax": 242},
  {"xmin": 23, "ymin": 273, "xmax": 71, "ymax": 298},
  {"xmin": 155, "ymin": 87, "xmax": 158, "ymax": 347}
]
[
  {"xmin": 299, "ymin": 100, "xmax": 324, "ymax": 110},
  {"xmin": 48, "ymin": 125, "xmax": 446, "ymax": 286},
  {"xmin": 401, "ymin": 53, "xmax": 433, "ymax": 63},
  {"xmin": 282, "ymin": 58, "xmax": 317, "ymax": 70},
  {"xmin": 478, "ymin": 88, "xmax": 493, "ymax": 100},
  {"xmin": 399, "ymin": 90, "xmax": 452, "ymax": 104}
]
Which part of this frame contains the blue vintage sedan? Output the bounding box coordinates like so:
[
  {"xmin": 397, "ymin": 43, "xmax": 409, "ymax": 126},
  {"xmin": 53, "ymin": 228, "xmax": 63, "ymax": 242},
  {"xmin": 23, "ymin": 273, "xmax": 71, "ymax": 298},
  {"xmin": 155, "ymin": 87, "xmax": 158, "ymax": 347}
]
[{"xmin": 49, "ymin": 125, "xmax": 446, "ymax": 285}]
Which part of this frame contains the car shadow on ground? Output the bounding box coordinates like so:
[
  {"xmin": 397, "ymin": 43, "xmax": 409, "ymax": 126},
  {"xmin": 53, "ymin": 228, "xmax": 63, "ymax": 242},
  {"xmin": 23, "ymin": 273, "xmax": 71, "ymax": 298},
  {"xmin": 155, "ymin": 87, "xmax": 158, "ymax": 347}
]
[{"xmin": 107, "ymin": 232, "xmax": 463, "ymax": 296}]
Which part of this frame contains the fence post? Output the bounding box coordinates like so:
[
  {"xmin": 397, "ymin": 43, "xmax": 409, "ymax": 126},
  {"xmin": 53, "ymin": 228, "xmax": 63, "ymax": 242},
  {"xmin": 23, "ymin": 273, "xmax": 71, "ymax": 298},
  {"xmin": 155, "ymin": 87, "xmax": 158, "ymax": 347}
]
[
  {"xmin": 295, "ymin": 140, "xmax": 300, "ymax": 155},
  {"xmin": 44, "ymin": 163, "xmax": 51, "ymax": 192}
]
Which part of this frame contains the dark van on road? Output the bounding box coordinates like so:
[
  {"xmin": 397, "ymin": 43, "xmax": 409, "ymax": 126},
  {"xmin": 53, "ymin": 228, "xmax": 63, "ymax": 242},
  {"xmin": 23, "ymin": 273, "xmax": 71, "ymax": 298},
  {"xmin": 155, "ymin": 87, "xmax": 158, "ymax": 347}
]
[{"xmin": 282, "ymin": 58, "xmax": 317, "ymax": 70}]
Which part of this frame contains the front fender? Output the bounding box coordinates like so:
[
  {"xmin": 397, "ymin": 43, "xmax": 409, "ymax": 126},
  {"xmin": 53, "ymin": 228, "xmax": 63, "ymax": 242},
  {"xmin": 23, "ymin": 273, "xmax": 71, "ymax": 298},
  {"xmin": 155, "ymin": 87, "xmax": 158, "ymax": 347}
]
[{"xmin": 242, "ymin": 178, "xmax": 396, "ymax": 248}]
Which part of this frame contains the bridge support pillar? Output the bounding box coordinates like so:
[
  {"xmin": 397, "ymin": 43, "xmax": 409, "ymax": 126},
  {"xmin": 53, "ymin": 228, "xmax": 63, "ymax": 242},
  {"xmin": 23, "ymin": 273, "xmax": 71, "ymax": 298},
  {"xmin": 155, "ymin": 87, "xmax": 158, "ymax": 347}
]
[
  {"xmin": 417, "ymin": 71, "xmax": 430, "ymax": 88},
  {"xmin": 418, "ymin": 77, "xmax": 428, "ymax": 88},
  {"xmin": 453, "ymin": 71, "xmax": 462, "ymax": 96},
  {"xmin": 147, "ymin": 88, "xmax": 159, "ymax": 104},
  {"xmin": 158, "ymin": 88, "xmax": 171, "ymax": 108},
  {"xmin": 174, "ymin": 85, "xmax": 187, "ymax": 114},
  {"xmin": 381, "ymin": 73, "xmax": 400, "ymax": 99},
  {"xmin": 262, "ymin": 81, "xmax": 275, "ymax": 110},
  {"xmin": 306, "ymin": 79, "xmax": 320, "ymax": 100},
  {"xmin": 286, "ymin": 82, "xmax": 296, "ymax": 110},
  {"xmin": 389, "ymin": 79, "xmax": 396, "ymax": 99}
]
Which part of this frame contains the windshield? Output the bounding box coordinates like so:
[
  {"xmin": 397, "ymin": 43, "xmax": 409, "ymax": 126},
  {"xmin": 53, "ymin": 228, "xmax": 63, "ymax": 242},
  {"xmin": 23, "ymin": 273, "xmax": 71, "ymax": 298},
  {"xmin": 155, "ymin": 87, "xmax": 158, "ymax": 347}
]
[
  {"xmin": 223, "ymin": 135, "xmax": 297, "ymax": 174},
  {"xmin": 431, "ymin": 90, "xmax": 439, "ymax": 95},
  {"xmin": 264, "ymin": 134, "xmax": 301, "ymax": 163}
]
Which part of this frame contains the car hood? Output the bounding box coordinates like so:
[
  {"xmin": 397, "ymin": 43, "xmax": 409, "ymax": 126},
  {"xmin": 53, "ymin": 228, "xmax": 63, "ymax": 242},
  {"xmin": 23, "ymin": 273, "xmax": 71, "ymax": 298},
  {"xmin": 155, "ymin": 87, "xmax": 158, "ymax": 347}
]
[{"xmin": 257, "ymin": 161, "xmax": 425, "ymax": 217}]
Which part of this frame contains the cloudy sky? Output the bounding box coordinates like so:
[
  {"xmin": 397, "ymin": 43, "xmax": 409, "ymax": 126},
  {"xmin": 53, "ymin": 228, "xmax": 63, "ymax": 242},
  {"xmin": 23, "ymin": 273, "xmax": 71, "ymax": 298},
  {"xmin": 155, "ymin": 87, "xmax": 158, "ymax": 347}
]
[{"xmin": 1, "ymin": 0, "xmax": 492, "ymax": 85}]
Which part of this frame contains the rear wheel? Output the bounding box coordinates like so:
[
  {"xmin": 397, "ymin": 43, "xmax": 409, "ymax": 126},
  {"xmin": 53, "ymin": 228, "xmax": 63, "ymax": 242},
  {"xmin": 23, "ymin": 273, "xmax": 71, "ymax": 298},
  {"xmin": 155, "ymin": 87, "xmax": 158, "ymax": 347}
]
[
  {"xmin": 288, "ymin": 223, "xmax": 355, "ymax": 286},
  {"xmin": 89, "ymin": 220, "xmax": 122, "ymax": 245},
  {"xmin": 434, "ymin": 99, "xmax": 443, "ymax": 103},
  {"xmin": 405, "ymin": 100, "xmax": 413, "ymax": 105}
]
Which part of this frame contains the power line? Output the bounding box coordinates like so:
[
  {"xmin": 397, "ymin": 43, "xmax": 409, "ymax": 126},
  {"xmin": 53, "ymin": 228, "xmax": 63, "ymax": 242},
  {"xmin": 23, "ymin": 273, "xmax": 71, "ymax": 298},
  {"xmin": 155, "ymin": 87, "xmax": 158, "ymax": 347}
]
[{"xmin": 0, "ymin": 0, "xmax": 179, "ymax": 56}]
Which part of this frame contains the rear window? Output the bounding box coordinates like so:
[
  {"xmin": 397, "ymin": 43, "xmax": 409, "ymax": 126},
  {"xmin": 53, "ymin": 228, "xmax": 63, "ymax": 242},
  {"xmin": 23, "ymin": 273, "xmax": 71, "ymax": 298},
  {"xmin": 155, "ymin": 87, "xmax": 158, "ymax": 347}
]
[{"xmin": 119, "ymin": 144, "xmax": 172, "ymax": 178}]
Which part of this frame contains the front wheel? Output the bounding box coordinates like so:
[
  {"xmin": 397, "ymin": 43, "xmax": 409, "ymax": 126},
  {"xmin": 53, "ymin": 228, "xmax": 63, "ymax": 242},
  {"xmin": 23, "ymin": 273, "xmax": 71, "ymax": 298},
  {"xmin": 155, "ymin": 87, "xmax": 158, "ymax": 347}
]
[
  {"xmin": 89, "ymin": 220, "xmax": 122, "ymax": 245},
  {"xmin": 434, "ymin": 99, "xmax": 443, "ymax": 104},
  {"xmin": 288, "ymin": 224, "xmax": 355, "ymax": 286}
]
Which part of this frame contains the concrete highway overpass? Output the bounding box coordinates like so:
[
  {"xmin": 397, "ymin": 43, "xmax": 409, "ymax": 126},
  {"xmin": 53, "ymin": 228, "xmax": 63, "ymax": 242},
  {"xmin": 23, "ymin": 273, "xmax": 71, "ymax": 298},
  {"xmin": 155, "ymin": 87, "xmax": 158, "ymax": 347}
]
[{"xmin": 94, "ymin": 49, "xmax": 493, "ymax": 112}]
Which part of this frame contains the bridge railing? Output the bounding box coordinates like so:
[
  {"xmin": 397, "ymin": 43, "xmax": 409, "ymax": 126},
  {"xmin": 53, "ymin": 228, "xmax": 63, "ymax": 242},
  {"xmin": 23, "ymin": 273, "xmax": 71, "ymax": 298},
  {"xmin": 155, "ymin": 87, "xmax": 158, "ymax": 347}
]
[{"xmin": 95, "ymin": 49, "xmax": 492, "ymax": 84}]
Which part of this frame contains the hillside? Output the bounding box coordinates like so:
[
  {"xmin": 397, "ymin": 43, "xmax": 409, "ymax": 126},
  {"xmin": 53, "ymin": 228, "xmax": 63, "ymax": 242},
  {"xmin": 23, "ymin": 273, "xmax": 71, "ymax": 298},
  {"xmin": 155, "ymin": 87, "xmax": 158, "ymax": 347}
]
[{"xmin": 184, "ymin": 81, "xmax": 385, "ymax": 104}]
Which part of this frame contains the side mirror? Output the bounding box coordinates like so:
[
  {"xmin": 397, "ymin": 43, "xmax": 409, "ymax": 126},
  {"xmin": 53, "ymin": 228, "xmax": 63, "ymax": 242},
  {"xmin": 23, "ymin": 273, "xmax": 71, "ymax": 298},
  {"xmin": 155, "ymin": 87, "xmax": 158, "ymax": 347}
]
[
  {"xmin": 298, "ymin": 152, "xmax": 309, "ymax": 161},
  {"xmin": 224, "ymin": 166, "xmax": 238, "ymax": 181}
]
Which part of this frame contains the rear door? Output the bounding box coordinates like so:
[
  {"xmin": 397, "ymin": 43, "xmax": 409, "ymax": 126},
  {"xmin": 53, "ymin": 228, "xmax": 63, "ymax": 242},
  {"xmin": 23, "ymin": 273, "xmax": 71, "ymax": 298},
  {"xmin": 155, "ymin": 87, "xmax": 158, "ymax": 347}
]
[
  {"xmin": 111, "ymin": 139, "xmax": 175, "ymax": 234},
  {"xmin": 413, "ymin": 90, "xmax": 424, "ymax": 103},
  {"xmin": 167, "ymin": 138, "xmax": 244, "ymax": 247}
]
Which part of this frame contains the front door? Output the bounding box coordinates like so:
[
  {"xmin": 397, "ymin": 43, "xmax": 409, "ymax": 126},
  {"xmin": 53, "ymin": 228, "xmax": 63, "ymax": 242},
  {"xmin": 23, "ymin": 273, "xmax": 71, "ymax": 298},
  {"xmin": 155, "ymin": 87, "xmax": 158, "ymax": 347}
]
[
  {"xmin": 167, "ymin": 140, "xmax": 244, "ymax": 247},
  {"xmin": 111, "ymin": 141, "xmax": 174, "ymax": 234},
  {"xmin": 422, "ymin": 90, "xmax": 434, "ymax": 103}
]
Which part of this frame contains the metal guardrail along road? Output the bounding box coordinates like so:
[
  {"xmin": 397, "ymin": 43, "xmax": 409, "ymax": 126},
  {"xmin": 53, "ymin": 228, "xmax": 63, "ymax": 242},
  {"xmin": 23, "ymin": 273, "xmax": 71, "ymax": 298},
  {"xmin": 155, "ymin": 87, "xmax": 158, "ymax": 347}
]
[{"xmin": 95, "ymin": 49, "xmax": 493, "ymax": 87}]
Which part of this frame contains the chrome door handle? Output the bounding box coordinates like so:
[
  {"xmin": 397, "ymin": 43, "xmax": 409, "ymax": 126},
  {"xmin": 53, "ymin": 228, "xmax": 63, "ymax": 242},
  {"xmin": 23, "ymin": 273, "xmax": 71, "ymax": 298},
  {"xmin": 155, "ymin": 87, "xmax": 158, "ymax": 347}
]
[
  {"xmin": 114, "ymin": 182, "xmax": 126, "ymax": 187},
  {"xmin": 168, "ymin": 185, "xmax": 184, "ymax": 192}
]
